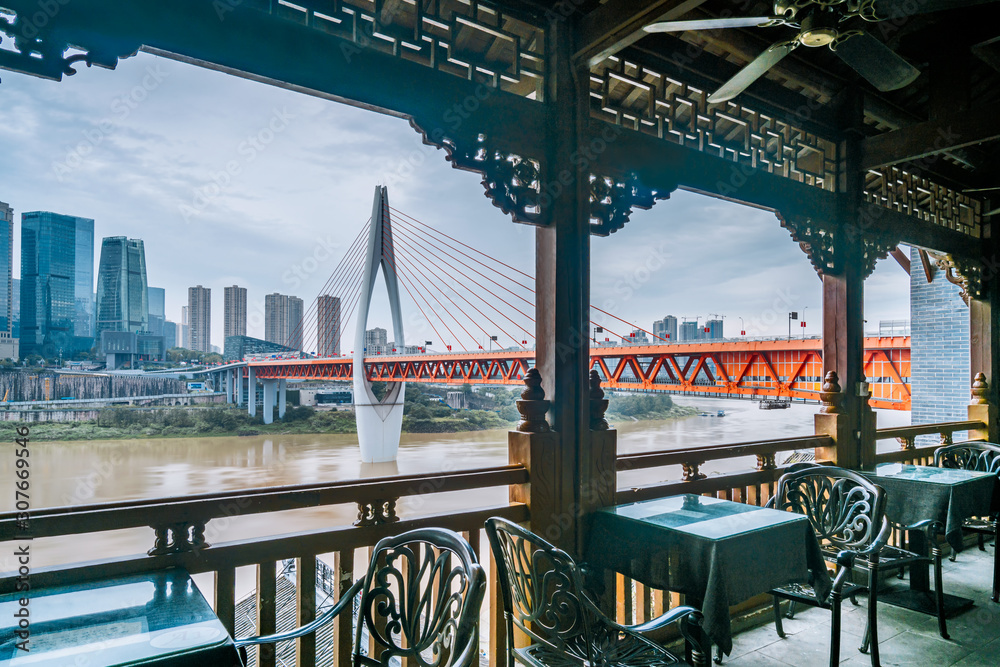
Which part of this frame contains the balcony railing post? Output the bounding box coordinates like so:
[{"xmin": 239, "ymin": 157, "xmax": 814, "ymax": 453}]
[{"xmin": 969, "ymin": 372, "xmax": 995, "ymax": 442}]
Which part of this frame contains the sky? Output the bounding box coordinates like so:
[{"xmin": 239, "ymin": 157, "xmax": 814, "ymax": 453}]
[{"xmin": 0, "ymin": 51, "xmax": 911, "ymax": 351}]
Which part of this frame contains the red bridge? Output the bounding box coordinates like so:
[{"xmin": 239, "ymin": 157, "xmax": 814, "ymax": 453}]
[{"xmin": 243, "ymin": 336, "xmax": 911, "ymax": 410}]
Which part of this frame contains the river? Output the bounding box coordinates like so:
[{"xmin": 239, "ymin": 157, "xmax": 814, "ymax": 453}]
[{"xmin": 1, "ymin": 396, "xmax": 909, "ymax": 596}]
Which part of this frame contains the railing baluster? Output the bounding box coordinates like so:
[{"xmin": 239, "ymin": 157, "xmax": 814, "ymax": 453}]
[
  {"xmin": 297, "ymin": 554, "xmax": 317, "ymax": 667},
  {"xmin": 257, "ymin": 560, "xmax": 277, "ymax": 667},
  {"xmin": 215, "ymin": 567, "xmax": 236, "ymax": 639},
  {"xmin": 617, "ymin": 573, "xmax": 633, "ymax": 625},
  {"xmin": 489, "ymin": 547, "xmax": 507, "ymax": 667},
  {"xmin": 333, "ymin": 550, "xmax": 354, "ymax": 667}
]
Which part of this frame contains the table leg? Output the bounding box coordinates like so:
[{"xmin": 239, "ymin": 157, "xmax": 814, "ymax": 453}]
[{"xmin": 877, "ymin": 527, "xmax": 975, "ymax": 619}]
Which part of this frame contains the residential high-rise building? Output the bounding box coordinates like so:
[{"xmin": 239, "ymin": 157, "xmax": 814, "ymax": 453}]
[
  {"xmin": 365, "ymin": 327, "xmax": 388, "ymax": 354},
  {"xmin": 147, "ymin": 286, "xmax": 165, "ymax": 336},
  {"xmin": 180, "ymin": 306, "xmax": 189, "ymax": 349},
  {"xmin": 317, "ymin": 295, "xmax": 342, "ymax": 356},
  {"xmin": 264, "ymin": 292, "xmax": 304, "ymax": 350},
  {"xmin": 653, "ymin": 315, "xmax": 677, "ymax": 343},
  {"xmin": 11, "ymin": 278, "xmax": 19, "ymax": 339},
  {"xmin": 0, "ymin": 202, "xmax": 16, "ymax": 359},
  {"xmin": 163, "ymin": 320, "xmax": 177, "ymax": 350},
  {"xmin": 679, "ymin": 320, "xmax": 700, "ymax": 342},
  {"xmin": 224, "ymin": 285, "xmax": 247, "ymax": 339},
  {"xmin": 20, "ymin": 211, "xmax": 95, "ymax": 357},
  {"xmin": 188, "ymin": 286, "xmax": 211, "ymax": 353},
  {"xmin": 704, "ymin": 318, "xmax": 724, "ymax": 339},
  {"xmin": 95, "ymin": 237, "xmax": 149, "ymax": 338},
  {"xmin": 622, "ymin": 329, "xmax": 649, "ymax": 344}
]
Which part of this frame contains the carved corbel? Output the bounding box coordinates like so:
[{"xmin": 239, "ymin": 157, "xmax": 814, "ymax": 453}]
[
  {"xmin": 589, "ymin": 173, "xmax": 674, "ymax": 236},
  {"xmin": 777, "ymin": 212, "xmax": 840, "ymax": 275},
  {"xmin": 935, "ymin": 254, "xmax": 983, "ymax": 305}
]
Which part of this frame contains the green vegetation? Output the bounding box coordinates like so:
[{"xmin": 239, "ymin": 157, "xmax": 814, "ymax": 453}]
[
  {"xmin": 605, "ymin": 393, "xmax": 700, "ymax": 422},
  {"xmin": 0, "ymin": 384, "xmax": 697, "ymax": 442}
]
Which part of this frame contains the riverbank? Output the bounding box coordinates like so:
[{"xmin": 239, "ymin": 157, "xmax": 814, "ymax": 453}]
[{"xmin": 0, "ymin": 392, "xmax": 698, "ymax": 441}]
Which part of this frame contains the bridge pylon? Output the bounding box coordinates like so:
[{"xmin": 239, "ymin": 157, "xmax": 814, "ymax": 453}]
[{"xmin": 353, "ymin": 186, "xmax": 406, "ymax": 463}]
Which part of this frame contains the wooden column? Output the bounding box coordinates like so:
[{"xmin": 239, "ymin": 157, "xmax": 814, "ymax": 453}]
[
  {"xmin": 816, "ymin": 89, "xmax": 875, "ymax": 469},
  {"xmin": 526, "ymin": 18, "xmax": 593, "ymax": 554},
  {"xmin": 970, "ymin": 216, "xmax": 999, "ymax": 441}
]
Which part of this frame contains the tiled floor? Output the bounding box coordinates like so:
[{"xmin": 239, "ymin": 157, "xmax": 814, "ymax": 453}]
[{"xmin": 720, "ymin": 547, "xmax": 1000, "ymax": 666}]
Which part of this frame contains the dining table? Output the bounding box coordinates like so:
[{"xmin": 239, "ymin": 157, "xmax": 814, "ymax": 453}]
[
  {"xmin": 585, "ymin": 493, "xmax": 832, "ymax": 658},
  {"xmin": 0, "ymin": 568, "xmax": 239, "ymax": 666},
  {"xmin": 861, "ymin": 462, "xmax": 1000, "ymax": 617}
]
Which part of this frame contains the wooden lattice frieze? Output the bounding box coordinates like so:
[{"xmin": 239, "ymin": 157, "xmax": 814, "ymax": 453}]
[
  {"xmin": 255, "ymin": 0, "xmax": 546, "ymax": 97},
  {"xmin": 590, "ymin": 56, "xmax": 838, "ymax": 192},
  {"xmin": 864, "ymin": 167, "xmax": 982, "ymax": 238}
]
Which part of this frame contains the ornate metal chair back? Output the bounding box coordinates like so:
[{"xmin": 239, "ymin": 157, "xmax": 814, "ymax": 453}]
[
  {"xmin": 773, "ymin": 466, "xmax": 888, "ymax": 557},
  {"xmin": 935, "ymin": 441, "xmax": 1000, "ymax": 474},
  {"xmin": 356, "ymin": 528, "xmax": 486, "ymax": 667},
  {"xmin": 485, "ymin": 518, "xmax": 597, "ymax": 666}
]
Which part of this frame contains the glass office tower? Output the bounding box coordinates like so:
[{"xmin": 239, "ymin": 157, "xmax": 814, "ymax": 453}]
[{"xmin": 96, "ymin": 236, "xmax": 149, "ymax": 337}]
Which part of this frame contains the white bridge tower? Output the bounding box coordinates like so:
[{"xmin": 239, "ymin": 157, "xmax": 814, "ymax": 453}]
[{"xmin": 353, "ymin": 186, "xmax": 406, "ymax": 463}]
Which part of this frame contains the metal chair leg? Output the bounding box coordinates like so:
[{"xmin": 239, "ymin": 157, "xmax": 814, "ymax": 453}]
[
  {"xmin": 993, "ymin": 521, "xmax": 1000, "ymax": 603},
  {"xmin": 786, "ymin": 600, "xmax": 797, "ymax": 619},
  {"xmin": 773, "ymin": 596, "xmax": 786, "ymax": 639},
  {"xmin": 932, "ymin": 545, "xmax": 949, "ymax": 640},
  {"xmin": 829, "ymin": 589, "xmax": 842, "ymax": 667},
  {"xmin": 867, "ymin": 560, "xmax": 881, "ymax": 667},
  {"xmin": 714, "ymin": 644, "xmax": 723, "ymax": 665}
]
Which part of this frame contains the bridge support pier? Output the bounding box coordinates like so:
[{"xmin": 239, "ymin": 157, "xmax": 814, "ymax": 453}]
[
  {"xmin": 262, "ymin": 380, "xmax": 277, "ymax": 424},
  {"xmin": 236, "ymin": 368, "xmax": 244, "ymax": 407},
  {"xmin": 225, "ymin": 369, "xmax": 233, "ymax": 404},
  {"xmin": 278, "ymin": 379, "xmax": 286, "ymax": 419},
  {"xmin": 248, "ymin": 366, "xmax": 257, "ymax": 418}
]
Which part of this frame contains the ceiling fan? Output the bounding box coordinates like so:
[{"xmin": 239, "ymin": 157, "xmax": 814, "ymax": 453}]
[{"xmin": 643, "ymin": 0, "xmax": 977, "ymax": 103}]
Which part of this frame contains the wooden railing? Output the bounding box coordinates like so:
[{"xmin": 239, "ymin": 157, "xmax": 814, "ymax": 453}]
[
  {"xmin": 0, "ymin": 465, "xmax": 527, "ymax": 667},
  {"xmin": 874, "ymin": 420, "xmax": 985, "ymax": 465}
]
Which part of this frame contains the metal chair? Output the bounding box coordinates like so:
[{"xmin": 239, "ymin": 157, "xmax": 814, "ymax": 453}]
[
  {"xmin": 485, "ymin": 517, "xmax": 707, "ymax": 667},
  {"xmin": 234, "ymin": 527, "xmax": 486, "ymax": 667},
  {"xmin": 768, "ymin": 465, "xmax": 890, "ymax": 667},
  {"xmin": 935, "ymin": 439, "xmax": 1000, "ymax": 602}
]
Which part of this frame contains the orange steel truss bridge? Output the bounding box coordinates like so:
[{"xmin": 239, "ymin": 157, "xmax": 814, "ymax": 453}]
[{"xmin": 242, "ymin": 336, "xmax": 911, "ymax": 410}]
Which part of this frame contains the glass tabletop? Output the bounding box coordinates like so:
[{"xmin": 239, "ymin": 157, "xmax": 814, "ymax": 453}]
[
  {"xmin": 868, "ymin": 463, "xmax": 995, "ymax": 485},
  {"xmin": 599, "ymin": 494, "xmax": 806, "ymax": 540},
  {"xmin": 0, "ymin": 569, "xmax": 232, "ymax": 666}
]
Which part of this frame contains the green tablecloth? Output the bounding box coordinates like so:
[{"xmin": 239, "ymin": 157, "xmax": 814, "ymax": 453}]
[
  {"xmin": 586, "ymin": 494, "xmax": 831, "ymax": 655},
  {"xmin": 863, "ymin": 464, "xmax": 998, "ymax": 551}
]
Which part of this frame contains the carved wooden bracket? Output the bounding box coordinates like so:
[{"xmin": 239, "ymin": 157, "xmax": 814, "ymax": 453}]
[
  {"xmin": 819, "ymin": 371, "xmax": 843, "ymax": 414},
  {"xmin": 972, "ymin": 372, "xmax": 989, "ymax": 405},
  {"xmin": 778, "ymin": 211, "xmax": 898, "ymax": 278},
  {"xmin": 935, "ymin": 254, "xmax": 983, "ymax": 305},
  {"xmin": 409, "ymin": 123, "xmax": 672, "ymax": 235},
  {"xmin": 897, "ymin": 436, "xmax": 915, "ymax": 451},
  {"xmin": 354, "ymin": 499, "xmax": 400, "ymax": 527},
  {"xmin": 940, "ymin": 432, "xmax": 954, "ymax": 447},
  {"xmin": 589, "ymin": 370, "xmax": 610, "ymax": 430},
  {"xmin": 148, "ymin": 521, "xmax": 210, "ymax": 556},
  {"xmin": 682, "ymin": 461, "xmax": 707, "ymax": 481}
]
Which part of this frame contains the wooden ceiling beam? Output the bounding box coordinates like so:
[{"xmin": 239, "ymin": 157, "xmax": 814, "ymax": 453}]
[
  {"xmin": 861, "ymin": 106, "xmax": 1000, "ymax": 170},
  {"xmin": 574, "ymin": 0, "xmax": 710, "ymax": 67}
]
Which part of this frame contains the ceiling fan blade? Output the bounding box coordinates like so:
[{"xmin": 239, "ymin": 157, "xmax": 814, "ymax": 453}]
[
  {"xmin": 708, "ymin": 41, "xmax": 797, "ymax": 103},
  {"xmin": 873, "ymin": 0, "xmax": 999, "ymax": 19},
  {"xmin": 645, "ymin": 16, "xmax": 774, "ymax": 34},
  {"xmin": 835, "ymin": 33, "xmax": 920, "ymax": 92}
]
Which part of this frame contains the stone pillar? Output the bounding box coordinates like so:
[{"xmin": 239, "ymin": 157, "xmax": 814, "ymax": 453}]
[
  {"xmin": 262, "ymin": 380, "xmax": 277, "ymax": 425},
  {"xmin": 247, "ymin": 366, "xmax": 257, "ymax": 418},
  {"xmin": 278, "ymin": 379, "xmax": 287, "ymax": 419}
]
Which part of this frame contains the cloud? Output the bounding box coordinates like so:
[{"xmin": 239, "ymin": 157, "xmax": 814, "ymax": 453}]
[{"xmin": 0, "ymin": 51, "xmax": 910, "ymax": 350}]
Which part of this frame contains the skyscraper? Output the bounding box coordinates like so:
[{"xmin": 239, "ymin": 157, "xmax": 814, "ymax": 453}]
[
  {"xmin": 365, "ymin": 327, "xmax": 388, "ymax": 354},
  {"xmin": 317, "ymin": 295, "xmax": 342, "ymax": 356},
  {"xmin": 653, "ymin": 315, "xmax": 677, "ymax": 343},
  {"xmin": 224, "ymin": 285, "xmax": 247, "ymax": 339},
  {"xmin": 188, "ymin": 286, "xmax": 211, "ymax": 353},
  {"xmin": 147, "ymin": 286, "xmax": 165, "ymax": 336},
  {"xmin": 96, "ymin": 237, "xmax": 149, "ymax": 337},
  {"xmin": 20, "ymin": 211, "xmax": 95, "ymax": 357},
  {"xmin": 679, "ymin": 320, "xmax": 700, "ymax": 341},
  {"xmin": 0, "ymin": 202, "xmax": 16, "ymax": 359},
  {"xmin": 705, "ymin": 319, "xmax": 724, "ymax": 339},
  {"xmin": 163, "ymin": 320, "xmax": 177, "ymax": 350},
  {"xmin": 264, "ymin": 292, "xmax": 304, "ymax": 350},
  {"xmin": 181, "ymin": 306, "xmax": 189, "ymax": 349}
]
